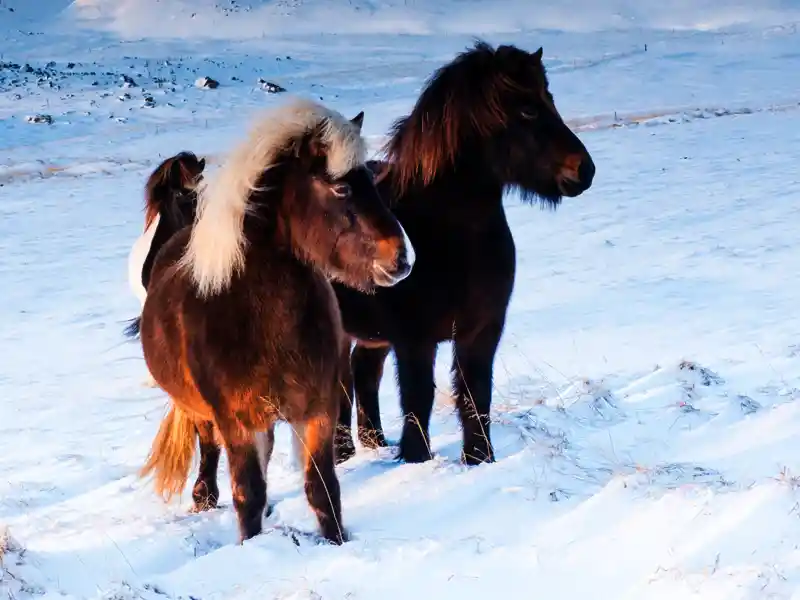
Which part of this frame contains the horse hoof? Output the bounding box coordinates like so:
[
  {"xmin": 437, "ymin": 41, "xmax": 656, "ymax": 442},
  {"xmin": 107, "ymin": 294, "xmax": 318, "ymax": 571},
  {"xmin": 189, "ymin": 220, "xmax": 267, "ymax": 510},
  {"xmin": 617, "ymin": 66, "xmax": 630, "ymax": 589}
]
[
  {"xmin": 334, "ymin": 435, "xmax": 356, "ymax": 464},
  {"xmin": 191, "ymin": 484, "xmax": 219, "ymax": 512},
  {"xmin": 396, "ymin": 445, "xmax": 433, "ymax": 464},
  {"xmin": 321, "ymin": 526, "xmax": 349, "ymax": 546},
  {"xmin": 357, "ymin": 427, "xmax": 389, "ymax": 449},
  {"xmin": 191, "ymin": 498, "xmax": 219, "ymax": 512},
  {"xmin": 461, "ymin": 445, "xmax": 495, "ymax": 466},
  {"xmin": 237, "ymin": 519, "xmax": 263, "ymax": 543},
  {"xmin": 461, "ymin": 452, "xmax": 495, "ymax": 466}
]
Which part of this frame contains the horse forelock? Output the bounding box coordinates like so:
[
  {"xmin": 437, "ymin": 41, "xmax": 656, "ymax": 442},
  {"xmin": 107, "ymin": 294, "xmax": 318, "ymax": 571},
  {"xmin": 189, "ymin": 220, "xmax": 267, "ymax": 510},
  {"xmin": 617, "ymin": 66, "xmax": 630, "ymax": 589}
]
[
  {"xmin": 180, "ymin": 98, "xmax": 367, "ymax": 298},
  {"xmin": 384, "ymin": 40, "xmax": 544, "ymax": 195}
]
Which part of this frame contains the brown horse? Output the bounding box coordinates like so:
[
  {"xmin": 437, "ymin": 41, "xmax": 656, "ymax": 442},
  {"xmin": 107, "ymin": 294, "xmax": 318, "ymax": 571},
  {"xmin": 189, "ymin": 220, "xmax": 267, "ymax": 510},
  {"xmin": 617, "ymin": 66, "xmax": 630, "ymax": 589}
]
[
  {"xmin": 127, "ymin": 151, "xmax": 206, "ymax": 313},
  {"xmin": 124, "ymin": 152, "xmax": 205, "ymax": 388},
  {"xmin": 137, "ymin": 98, "xmax": 415, "ymax": 545},
  {"xmin": 329, "ymin": 41, "xmax": 596, "ymax": 465}
]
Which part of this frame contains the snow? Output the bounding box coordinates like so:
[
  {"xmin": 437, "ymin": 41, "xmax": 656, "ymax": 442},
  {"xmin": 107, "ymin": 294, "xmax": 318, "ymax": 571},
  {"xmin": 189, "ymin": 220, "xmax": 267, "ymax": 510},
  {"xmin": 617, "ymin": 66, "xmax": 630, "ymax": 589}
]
[{"xmin": 3, "ymin": 0, "xmax": 800, "ymax": 598}]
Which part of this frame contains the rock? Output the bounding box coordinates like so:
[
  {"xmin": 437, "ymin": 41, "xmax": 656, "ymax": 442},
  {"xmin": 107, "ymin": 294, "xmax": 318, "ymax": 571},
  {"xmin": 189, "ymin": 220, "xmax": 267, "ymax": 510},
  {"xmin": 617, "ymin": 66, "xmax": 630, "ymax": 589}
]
[
  {"xmin": 258, "ymin": 78, "xmax": 286, "ymax": 94},
  {"xmin": 195, "ymin": 76, "xmax": 219, "ymax": 89},
  {"xmin": 120, "ymin": 74, "xmax": 137, "ymax": 87},
  {"xmin": 25, "ymin": 114, "xmax": 53, "ymax": 124},
  {"xmin": 143, "ymin": 95, "xmax": 156, "ymax": 108}
]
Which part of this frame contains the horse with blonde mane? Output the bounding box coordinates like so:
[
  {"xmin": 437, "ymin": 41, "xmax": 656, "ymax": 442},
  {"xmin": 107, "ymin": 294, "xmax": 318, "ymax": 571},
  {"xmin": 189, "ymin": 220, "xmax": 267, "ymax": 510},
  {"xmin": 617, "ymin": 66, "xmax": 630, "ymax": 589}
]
[{"xmin": 137, "ymin": 98, "xmax": 415, "ymax": 544}]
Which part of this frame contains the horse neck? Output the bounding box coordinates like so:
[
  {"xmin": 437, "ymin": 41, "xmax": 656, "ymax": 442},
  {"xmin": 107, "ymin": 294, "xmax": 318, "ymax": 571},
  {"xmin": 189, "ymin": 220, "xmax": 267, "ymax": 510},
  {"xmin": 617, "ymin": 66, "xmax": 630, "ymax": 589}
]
[
  {"xmin": 391, "ymin": 149, "xmax": 506, "ymax": 222},
  {"xmin": 242, "ymin": 191, "xmax": 300, "ymax": 260},
  {"xmin": 158, "ymin": 193, "xmax": 186, "ymax": 230},
  {"xmin": 243, "ymin": 166, "xmax": 333, "ymax": 275},
  {"xmin": 241, "ymin": 207, "xmax": 329, "ymax": 289}
]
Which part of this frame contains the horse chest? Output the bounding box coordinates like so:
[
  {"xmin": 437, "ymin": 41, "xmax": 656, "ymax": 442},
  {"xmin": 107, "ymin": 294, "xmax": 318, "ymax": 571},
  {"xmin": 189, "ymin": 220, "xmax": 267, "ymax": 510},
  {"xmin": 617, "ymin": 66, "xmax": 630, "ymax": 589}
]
[
  {"xmin": 298, "ymin": 276, "xmax": 344, "ymax": 354},
  {"xmin": 386, "ymin": 223, "xmax": 515, "ymax": 341},
  {"xmin": 441, "ymin": 218, "xmax": 516, "ymax": 293}
]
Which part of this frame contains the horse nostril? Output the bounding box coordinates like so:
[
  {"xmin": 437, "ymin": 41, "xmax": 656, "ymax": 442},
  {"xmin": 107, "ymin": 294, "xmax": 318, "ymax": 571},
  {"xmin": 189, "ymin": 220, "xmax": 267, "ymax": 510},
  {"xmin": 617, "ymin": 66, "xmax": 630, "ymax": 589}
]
[
  {"xmin": 395, "ymin": 252, "xmax": 412, "ymax": 276},
  {"xmin": 375, "ymin": 238, "xmax": 400, "ymax": 264},
  {"xmin": 579, "ymin": 158, "xmax": 596, "ymax": 185},
  {"xmin": 372, "ymin": 224, "xmax": 415, "ymax": 286},
  {"xmin": 560, "ymin": 155, "xmax": 581, "ymax": 182}
]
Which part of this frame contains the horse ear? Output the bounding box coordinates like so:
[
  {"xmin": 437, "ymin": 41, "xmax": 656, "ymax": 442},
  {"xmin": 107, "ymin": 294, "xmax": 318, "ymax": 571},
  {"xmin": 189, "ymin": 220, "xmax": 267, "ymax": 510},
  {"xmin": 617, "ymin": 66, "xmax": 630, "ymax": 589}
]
[
  {"xmin": 350, "ymin": 111, "xmax": 364, "ymax": 131},
  {"xmin": 532, "ymin": 47, "xmax": 543, "ymax": 62},
  {"xmin": 198, "ymin": 157, "xmax": 206, "ymax": 171}
]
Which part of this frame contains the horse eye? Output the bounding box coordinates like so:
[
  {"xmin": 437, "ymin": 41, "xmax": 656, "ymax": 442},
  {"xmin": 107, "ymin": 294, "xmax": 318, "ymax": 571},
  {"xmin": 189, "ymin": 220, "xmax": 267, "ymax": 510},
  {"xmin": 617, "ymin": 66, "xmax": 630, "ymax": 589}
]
[
  {"xmin": 332, "ymin": 183, "xmax": 352, "ymax": 198},
  {"xmin": 521, "ymin": 109, "xmax": 538, "ymax": 120}
]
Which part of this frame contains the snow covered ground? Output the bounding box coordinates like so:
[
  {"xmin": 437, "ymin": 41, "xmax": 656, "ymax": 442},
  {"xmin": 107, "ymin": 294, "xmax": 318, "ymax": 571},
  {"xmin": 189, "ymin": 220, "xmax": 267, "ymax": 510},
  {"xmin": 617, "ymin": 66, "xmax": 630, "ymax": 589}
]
[{"xmin": 3, "ymin": 0, "xmax": 800, "ymax": 598}]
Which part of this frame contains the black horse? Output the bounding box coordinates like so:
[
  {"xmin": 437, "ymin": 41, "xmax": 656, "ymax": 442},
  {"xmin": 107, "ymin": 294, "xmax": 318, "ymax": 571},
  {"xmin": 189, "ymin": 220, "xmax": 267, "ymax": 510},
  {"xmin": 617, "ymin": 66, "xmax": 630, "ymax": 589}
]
[{"xmin": 332, "ymin": 41, "xmax": 596, "ymax": 465}]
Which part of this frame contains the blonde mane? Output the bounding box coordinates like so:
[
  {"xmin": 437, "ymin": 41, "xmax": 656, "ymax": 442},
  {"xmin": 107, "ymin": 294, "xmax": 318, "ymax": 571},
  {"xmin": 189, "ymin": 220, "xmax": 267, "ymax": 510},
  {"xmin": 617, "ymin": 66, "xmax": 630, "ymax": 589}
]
[{"xmin": 179, "ymin": 98, "xmax": 367, "ymax": 297}]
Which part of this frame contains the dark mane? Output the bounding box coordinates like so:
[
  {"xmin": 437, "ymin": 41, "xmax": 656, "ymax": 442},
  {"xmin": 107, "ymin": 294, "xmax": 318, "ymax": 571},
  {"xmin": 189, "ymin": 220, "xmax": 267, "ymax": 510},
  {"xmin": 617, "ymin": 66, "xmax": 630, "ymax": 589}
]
[
  {"xmin": 144, "ymin": 151, "xmax": 201, "ymax": 230},
  {"xmin": 384, "ymin": 40, "xmax": 549, "ymax": 195}
]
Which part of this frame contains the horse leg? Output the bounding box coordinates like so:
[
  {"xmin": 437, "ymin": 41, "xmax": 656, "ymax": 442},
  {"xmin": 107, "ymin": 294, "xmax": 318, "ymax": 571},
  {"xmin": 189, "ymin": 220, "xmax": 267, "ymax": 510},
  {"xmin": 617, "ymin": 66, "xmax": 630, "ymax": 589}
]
[
  {"xmin": 395, "ymin": 342, "xmax": 437, "ymax": 463},
  {"xmin": 191, "ymin": 420, "xmax": 221, "ymax": 511},
  {"xmin": 214, "ymin": 415, "xmax": 267, "ymax": 543},
  {"xmin": 255, "ymin": 425, "xmax": 275, "ymax": 517},
  {"xmin": 334, "ymin": 343, "xmax": 357, "ymax": 464},
  {"xmin": 452, "ymin": 322, "xmax": 503, "ymax": 465},
  {"xmin": 301, "ymin": 414, "xmax": 346, "ymax": 544},
  {"xmin": 290, "ymin": 423, "xmax": 306, "ymax": 470},
  {"xmin": 352, "ymin": 343, "xmax": 390, "ymax": 449}
]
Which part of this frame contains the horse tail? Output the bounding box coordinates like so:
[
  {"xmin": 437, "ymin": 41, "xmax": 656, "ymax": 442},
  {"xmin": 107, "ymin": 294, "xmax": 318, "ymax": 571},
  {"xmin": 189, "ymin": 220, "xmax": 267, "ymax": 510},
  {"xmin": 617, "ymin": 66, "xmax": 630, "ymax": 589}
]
[
  {"xmin": 139, "ymin": 403, "xmax": 198, "ymax": 502},
  {"xmin": 123, "ymin": 316, "xmax": 141, "ymax": 339}
]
